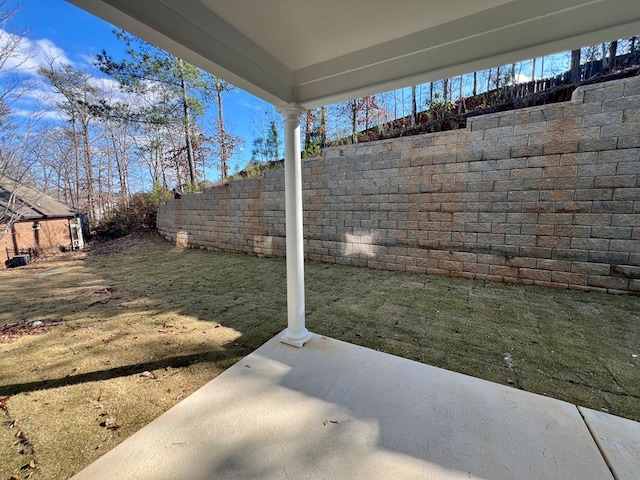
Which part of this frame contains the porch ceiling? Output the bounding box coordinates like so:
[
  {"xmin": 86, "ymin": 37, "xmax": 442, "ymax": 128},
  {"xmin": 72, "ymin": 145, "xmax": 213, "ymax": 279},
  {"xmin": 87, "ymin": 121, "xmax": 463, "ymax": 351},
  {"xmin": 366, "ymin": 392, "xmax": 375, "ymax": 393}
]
[{"xmin": 67, "ymin": 0, "xmax": 640, "ymax": 108}]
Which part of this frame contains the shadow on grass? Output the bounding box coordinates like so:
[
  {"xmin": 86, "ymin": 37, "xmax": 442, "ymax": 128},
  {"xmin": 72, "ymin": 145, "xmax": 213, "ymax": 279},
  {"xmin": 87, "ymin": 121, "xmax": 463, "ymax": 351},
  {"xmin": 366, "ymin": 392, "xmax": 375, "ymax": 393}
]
[{"xmin": 0, "ymin": 349, "xmax": 244, "ymax": 397}]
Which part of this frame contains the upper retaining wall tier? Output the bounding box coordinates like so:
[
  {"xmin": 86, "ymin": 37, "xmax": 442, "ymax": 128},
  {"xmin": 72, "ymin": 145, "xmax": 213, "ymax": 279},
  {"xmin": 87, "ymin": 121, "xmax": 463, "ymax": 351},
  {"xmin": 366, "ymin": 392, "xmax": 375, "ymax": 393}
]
[{"xmin": 158, "ymin": 76, "xmax": 640, "ymax": 294}]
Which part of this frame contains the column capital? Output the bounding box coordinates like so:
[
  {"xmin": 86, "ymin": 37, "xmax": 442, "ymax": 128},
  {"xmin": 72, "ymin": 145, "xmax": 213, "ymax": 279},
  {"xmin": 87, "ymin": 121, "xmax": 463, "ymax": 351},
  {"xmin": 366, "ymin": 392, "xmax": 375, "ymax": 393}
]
[{"xmin": 276, "ymin": 102, "xmax": 306, "ymax": 119}]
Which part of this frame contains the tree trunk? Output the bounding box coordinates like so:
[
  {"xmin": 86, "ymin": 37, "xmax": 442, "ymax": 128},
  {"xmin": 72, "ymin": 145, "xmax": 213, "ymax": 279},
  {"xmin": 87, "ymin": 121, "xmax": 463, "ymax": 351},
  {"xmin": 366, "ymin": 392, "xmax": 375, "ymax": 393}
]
[
  {"xmin": 70, "ymin": 112, "xmax": 80, "ymax": 211},
  {"xmin": 410, "ymin": 85, "xmax": 417, "ymax": 126},
  {"xmin": 472, "ymin": 71, "xmax": 477, "ymax": 96},
  {"xmin": 351, "ymin": 100, "xmax": 358, "ymax": 144},
  {"xmin": 215, "ymin": 79, "xmax": 229, "ymax": 181},
  {"xmin": 570, "ymin": 49, "xmax": 581, "ymax": 83},
  {"xmin": 110, "ymin": 128, "xmax": 128, "ymax": 204},
  {"xmin": 270, "ymin": 121, "xmax": 279, "ymax": 161},
  {"xmin": 608, "ymin": 41, "xmax": 618, "ymax": 71},
  {"xmin": 458, "ymin": 75, "xmax": 463, "ymax": 113},
  {"xmin": 304, "ymin": 109, "xmax": 313, "ymax": 151},
  {"xmin": 532, "ymin": 58, "xmax": 537, "ymax": 92},
  {"xmin": 178, "ymin": 59, "xmax": 197, "ymax": 187},
  {"xmin": 81, "ymin": 117, "xmax": 95, "ymax": 220},
  {"xmin": 320, "ymin": 106, "xmax": 327, "ymax": 147}
]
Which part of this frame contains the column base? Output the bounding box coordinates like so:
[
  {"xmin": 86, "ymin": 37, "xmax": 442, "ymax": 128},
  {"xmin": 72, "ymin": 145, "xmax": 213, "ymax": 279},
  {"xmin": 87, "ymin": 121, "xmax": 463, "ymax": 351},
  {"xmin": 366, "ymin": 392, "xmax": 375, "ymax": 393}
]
[{"xmin": 280, "ymin": 329, "xmax": 314, "ymax": 348}]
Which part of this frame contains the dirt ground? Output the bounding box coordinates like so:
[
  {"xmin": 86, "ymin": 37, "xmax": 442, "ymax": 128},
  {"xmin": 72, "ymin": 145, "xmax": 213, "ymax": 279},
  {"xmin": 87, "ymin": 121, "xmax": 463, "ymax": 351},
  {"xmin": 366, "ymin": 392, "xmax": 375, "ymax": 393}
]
[{"xmin": 1, "ymin": 232, "xmax": 639, "ymax": 479}]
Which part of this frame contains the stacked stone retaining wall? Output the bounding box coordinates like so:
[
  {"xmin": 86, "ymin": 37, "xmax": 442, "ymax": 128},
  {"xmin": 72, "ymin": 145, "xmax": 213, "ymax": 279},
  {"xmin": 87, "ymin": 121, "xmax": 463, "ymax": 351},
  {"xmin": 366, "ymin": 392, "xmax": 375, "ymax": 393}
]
[{"xmin": 158, "ymin": 76, "xmax": 640, "ymax": 294}]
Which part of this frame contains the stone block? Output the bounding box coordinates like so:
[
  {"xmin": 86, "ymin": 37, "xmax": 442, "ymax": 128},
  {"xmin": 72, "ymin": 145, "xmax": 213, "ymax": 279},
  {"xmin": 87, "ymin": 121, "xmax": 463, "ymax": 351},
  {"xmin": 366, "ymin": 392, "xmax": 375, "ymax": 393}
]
[
  {"xmin": 522, "ymin": 202, "xmax": 555, "ymax": 213},
  {"xmin": 491, "ymin": 201, "xmax": 521, "ymax": 213},
  {"xmin": 477, "ymin": 253, "xmax": 506, "ymax": 265},
  {"xmin": 602, "ymin": 95, "xmax": 640, "ymax": 113},
  {"xmin": 574, "ymin": 189, "xmax": 613, "ymax": 201},
  {"xmin": 497, "ymin": 135, "xmax": 529, "ymax": 149},
  {"xmin": 495, "ymin": 180, "xmax": 525, "ymax": 191},
  {"xmin": 490, "ymin": 223, "xmax": 521, "ymax": 234},
  {"xmin": 529, "ymin": 131, "xmax": 563, "ymax": 145},
  {"xmin": 612, "ymin": 213, "xmax": 640, "ymax": 226},
  {"xmin": 602, "ymin": 122, "xmax": 640, "ymax": 138},
  {"xmin": 537, "ymin": 237, "xmax": 570, "ymax": 249},
  {"xmin": 613, "ymin": 188, "xmax": 640, "ymax": 201},
  {"xmin": 624, "ymin": 78, "xmax": 640, "ymax": 95},
  {"xmin": 519, "ymin": 268, "xmax": 551, "ymax": 281},
  {"xmin": 583, "ymin": 84, "xmax": 625, "ymax": 102},
  {"xmin": 578, "ymin": 138, "xmax": 617, "ymax": 152},
  {"xmin": 583, "ymin": 111, "xmax": 623, "ymax": 127},
  {"xmin": 463, "ymin": 262, "xmax": 489, "ymax": 274},
  {"xmin": 609, "ymin": 239, "xmax": 640, "ymax": 253},
  {"xmin": 552, "ymin": 249, "xmax": 588, "ymax": 261},
  {"xmin": 551, "ymin": 271, "xmax": 588, "ymax": 285},
  {"xmin": 594, "ymin": 176, "xmax": 636, "ymax": 188},
  {"xmin": 598, "ymin": 149, "xmax": 639, "ymax": 164},
  {"xmin": 484, "ymin": 126, "xmax": 514, "ymax": 139},
  {"xmin": 506, "ymin": 256, "xmax": 537, "ymax": 268},
  {"xmin": 564, "ymin": 102, "xmax": 602, "ymax": 117},
  {"xmin": 510, "ymin": 167, "xmax": 543, "ymax": 180},
  {"xmin": 591, "ymin": 201, "xmax": 634, "ymax": 214},
  {"xmin": 520, "ymin": 246, "xmax": 553, "ymax": 258},
  {"xmin": 588, "ymin": 275, "xmax": 628, "ymax": 290},
  {"xmin": 588, "ymin": 251, "xmax": 629, "ymax": 264},
  {"xmin": 521, "ymin": 224, "xmax": 554, "ymax": 236},
  {"xmin": 542, "ymin": 165, "xmax": 577, "ymax": 178},
  {"xmin": 514, "ymin": 121, "xmax": 546, "ymax": 135},
  {"xmin": 482, "ymin": 148, "xmax": 511, "ymax": 160},
  {"xmin": 489, "ymin": 245, "xmax": 520, "ymax": 260},
  {"xmin": 573, "ymin": 213, "xmax": 612, "ymax": 226},
  {"xmin": 511, "ymin": 145, "xmax": 544, "ymax": 158},
  {"xmin": 507, "ymin": 192, "xmax": 540, "ymax": 205},
  {"xmin": 505, "ymin": 234, "xmax": 537, "ymax": 246},
  {"xmin": 572, "ymin": 262, "xmax": 611, "ymax": 275},
  {"xmin": 506, "ymin": 212, "xmax": 538, "ymax": 224},
  {"xmin": 490, "ymin": 265, "xmax": 519, "ymax": 277},
  {"xmin": 617, "ymin": 135, "xmax": 640, "ymax": 149},
  {"xmin": 469, "ymin": 116, "xmax": 500, "ymax": 131},
  {"xmin": 539, "ymin": 189, "xmax": 572, "ymax": 201}
]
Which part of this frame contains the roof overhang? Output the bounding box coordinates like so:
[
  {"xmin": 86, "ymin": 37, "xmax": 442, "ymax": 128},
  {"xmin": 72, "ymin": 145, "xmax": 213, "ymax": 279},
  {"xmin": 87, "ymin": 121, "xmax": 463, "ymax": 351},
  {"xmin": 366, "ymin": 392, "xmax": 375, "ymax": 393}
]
[{"xmin": 66, "ymin": 0, "xmax": 640, "ymax": 108}]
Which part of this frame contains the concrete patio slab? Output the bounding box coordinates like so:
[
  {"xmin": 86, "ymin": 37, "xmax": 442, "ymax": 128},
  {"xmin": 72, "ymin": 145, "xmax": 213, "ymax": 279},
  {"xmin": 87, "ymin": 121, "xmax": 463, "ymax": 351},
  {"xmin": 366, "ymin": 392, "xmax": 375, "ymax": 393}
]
[
  {"xmin": 72, "ymin": 334, "xmax": 620, "ymax": 480},
  {"xmin": 579, "ymin": 407, "xmax": 640, "ymax": 480}
]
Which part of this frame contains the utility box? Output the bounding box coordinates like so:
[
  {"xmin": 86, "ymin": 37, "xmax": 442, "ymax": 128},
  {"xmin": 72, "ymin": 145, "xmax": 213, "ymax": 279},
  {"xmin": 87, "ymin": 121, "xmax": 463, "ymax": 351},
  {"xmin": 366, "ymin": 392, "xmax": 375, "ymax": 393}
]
[
  {"xmin": 8, "ymin": 254, "xmax": 30, "ymax": 268},
  {"xmin": 70, "ymin": 218, "xmax": 84, "ymax": 250}
]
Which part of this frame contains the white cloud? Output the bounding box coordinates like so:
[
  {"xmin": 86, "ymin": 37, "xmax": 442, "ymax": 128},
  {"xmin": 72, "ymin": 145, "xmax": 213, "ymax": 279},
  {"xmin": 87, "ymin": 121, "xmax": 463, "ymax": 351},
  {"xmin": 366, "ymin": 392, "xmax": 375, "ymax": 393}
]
[
  {"xmin": 13, "ymin": 107, "xmax": 64, "ymax": 121},
  {"xmin": 77, "ymin": 53, "xmax": 97, "ymax": 69},
  {"xmin": 0, "ymin": 29, "xmax": 72, "ymax": 76}
]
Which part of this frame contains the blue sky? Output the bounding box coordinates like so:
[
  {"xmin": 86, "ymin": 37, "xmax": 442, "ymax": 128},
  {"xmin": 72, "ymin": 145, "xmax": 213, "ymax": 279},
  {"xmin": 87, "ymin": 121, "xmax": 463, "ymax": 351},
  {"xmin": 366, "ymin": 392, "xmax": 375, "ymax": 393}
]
[{"xmin": 10, "ymin": 0, "xmax": 274, "ymax": 176}]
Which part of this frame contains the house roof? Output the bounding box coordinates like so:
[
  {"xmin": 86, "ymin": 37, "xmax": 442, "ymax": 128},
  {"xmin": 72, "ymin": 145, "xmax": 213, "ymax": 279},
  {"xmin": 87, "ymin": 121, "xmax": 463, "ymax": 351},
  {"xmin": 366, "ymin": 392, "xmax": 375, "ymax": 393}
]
[
  {"xmin": 0, "ymin": 177, "xmax": 77, "ymax": 221},
  {"xmin": 67, "ymin": 0, "xmax": 640, "ymax": 108}
]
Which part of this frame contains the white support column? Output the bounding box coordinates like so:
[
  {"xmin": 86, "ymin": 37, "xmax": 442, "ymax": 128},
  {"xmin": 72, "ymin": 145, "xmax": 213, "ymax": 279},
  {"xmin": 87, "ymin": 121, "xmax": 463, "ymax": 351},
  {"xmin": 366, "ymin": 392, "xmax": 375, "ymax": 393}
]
[{"xmin": 277, "ymin": 103, "xmax": 313, "ymax": 347}]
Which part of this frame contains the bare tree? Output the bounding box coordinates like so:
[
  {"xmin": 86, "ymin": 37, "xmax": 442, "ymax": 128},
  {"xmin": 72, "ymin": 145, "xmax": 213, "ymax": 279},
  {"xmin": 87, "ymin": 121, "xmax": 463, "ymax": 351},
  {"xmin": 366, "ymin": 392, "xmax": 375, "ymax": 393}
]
[{"xmin": 0, "ymin": 2, "xmax": 46, "ymax": 241}]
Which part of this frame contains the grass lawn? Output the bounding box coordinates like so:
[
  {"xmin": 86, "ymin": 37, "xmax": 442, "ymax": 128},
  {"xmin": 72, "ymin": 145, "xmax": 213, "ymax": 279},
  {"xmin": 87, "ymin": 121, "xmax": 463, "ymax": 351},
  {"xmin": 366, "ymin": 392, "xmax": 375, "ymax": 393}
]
[{"xmin": 1, "ymin": 232, "xmax": 639, "ymax": 479}]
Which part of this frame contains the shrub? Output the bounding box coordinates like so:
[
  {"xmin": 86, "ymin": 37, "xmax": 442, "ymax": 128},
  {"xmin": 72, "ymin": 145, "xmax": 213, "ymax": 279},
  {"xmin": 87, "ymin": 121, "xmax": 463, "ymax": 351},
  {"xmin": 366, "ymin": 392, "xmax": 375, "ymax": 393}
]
[{"xmin": 94, "ymin": 190, "xmax": 170, "ymax": 240}]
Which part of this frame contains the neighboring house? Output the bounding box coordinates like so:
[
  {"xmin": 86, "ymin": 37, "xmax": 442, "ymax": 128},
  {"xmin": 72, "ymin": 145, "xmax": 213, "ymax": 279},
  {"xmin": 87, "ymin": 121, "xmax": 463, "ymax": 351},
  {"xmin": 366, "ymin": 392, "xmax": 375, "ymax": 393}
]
[{"xmin": 0, "ymin": 177, "xmax": 84, "ymax": 266}]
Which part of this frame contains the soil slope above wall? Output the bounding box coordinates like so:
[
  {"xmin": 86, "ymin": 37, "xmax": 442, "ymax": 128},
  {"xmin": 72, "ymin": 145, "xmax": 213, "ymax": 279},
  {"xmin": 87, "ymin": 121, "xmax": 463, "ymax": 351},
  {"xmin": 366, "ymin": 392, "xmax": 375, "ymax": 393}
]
[{"xmin": 158, "ymin": 76, "xmax": 640, "ymax": 294}]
